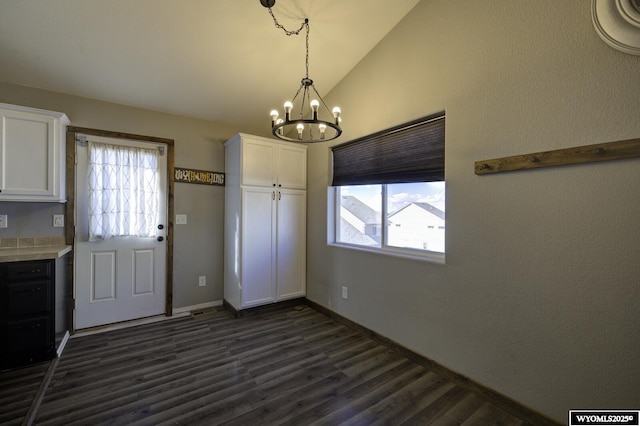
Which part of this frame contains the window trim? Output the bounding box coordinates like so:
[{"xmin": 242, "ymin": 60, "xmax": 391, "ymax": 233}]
[{"xmin": 328, "ymin": 185, "xmax": 446, "ymax": 265}]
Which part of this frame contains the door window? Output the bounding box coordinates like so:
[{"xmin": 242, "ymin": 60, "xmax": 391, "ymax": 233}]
[{"xmin": 87, "ymin": 141, "xmax": 159, "ymax": 240}]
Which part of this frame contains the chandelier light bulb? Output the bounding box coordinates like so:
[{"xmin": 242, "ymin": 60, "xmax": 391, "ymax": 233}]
[
  {"xmin": 332, "ymin": 106, "xmax": 341, "ymax": 122},
  {"xmin": 296, "ymin": 123, "xmax": 304, "ymax": 139},
  {"xmin": 270, "ymin": 110, "xmax": 279, "ymax": 123},
  {"xmin": 318, "ymin": 123, "xmax": 327, "ymax": 139},
  {"xmin": 284, "ymin": 101, "xmax": 293, "ymax": 121},
  {"xmin": 310, "ymin": 99, "xmax": 320, "ymax": 120}
]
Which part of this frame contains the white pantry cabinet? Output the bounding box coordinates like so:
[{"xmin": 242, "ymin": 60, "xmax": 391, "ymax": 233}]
[
  {"xmin": 0, "ymin": 103, "xmax": 69, "ymax": 202},
  {"xmin": 224, "ymin": 133, "xmax": 307, "ymax": 312}
]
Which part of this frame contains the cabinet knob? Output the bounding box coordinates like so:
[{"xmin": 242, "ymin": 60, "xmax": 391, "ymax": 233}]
[
  {"xmin": 158, "ymin": 224, "xmax": 164, "ymax": 230},
  {"xmin": 157, "ymin": 236, "xmax": 164, "ymax": 242}
]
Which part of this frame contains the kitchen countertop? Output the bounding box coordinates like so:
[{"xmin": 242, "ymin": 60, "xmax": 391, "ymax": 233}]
[{"xmin": 0, "ymin": 245, "xmax": 72, "ymax": 263}]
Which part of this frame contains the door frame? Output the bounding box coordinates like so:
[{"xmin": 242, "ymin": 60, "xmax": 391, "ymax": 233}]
[{"xmin": 65, "ymin": 126, "xmax": 175, "ymax": 334}]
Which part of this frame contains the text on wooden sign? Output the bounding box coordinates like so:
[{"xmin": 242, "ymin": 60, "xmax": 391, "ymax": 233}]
[{"xmin": 174, "ymin": 167, "xmax": 225, "ymax": 186}]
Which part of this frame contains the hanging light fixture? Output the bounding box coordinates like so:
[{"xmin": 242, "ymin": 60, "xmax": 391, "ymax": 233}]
[{"xmin": 260, "ymin": 0, "xmax": 342, "ymax": 143}]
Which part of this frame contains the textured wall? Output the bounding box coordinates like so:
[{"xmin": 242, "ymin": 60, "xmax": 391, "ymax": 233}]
[{"xmin": 307, "ymin": 1, "xmax": 640, "ymax": 422}]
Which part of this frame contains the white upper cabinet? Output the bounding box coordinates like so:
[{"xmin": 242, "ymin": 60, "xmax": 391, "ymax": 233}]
[
  {"xmin": 240, "ymin": 135, "xmax": 307, "ymax": 189},
  {"xmin": 0, "ymin": 103, "xmax": 69, "ymax": 202},
  {"xmin": 241, "ymin": 138, "xmax": 276, "ymax": 187},
  {"xmin": 276, "ymin": 144, "xmax": 307, "ymax": 189}
]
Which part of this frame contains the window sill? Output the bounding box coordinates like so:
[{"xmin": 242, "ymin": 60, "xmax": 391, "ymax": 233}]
[{"xmin": 328, "ymin": 242, "xmax": 446, "ymax": 265}]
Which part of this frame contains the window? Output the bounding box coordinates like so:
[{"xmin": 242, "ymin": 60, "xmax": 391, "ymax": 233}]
[
  {"xmin": 330, "ymin": 113, "xmax": 445, "ymax": 261},
  {"xmin": 87, "ymin": 141, "xmax": 160, "ymax": 241}
]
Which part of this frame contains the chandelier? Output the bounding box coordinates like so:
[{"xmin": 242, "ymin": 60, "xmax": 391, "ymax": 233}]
[{"xmin": 260, "ymin": 0, "xmax": 342, "ymax": 143}]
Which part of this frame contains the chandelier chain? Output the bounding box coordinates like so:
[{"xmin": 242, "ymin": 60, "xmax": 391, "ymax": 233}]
[
  {"xmin": 266, "ymin": 7, "xmax": 310, "ymax": 78},
  {"xmin": 305, "ymin": 22, "xmax": 309, "ymax": 79},
  {"xmin": 266, "ymin": 7, "xmax": 307, "ymax": 36}
]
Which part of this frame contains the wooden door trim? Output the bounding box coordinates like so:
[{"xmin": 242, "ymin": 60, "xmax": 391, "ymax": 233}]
[{"xmin": 65, "ymin": 126, "xmax": 175, "ymax": 333}]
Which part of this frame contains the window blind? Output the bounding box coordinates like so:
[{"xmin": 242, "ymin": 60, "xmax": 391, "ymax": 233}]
[{"xmin": 331, "ymin": 114, "xmax": 445, "ymax": 186}]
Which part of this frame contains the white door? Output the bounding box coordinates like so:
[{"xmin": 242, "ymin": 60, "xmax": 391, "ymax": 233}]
[
  {"xmin": 241, "ymin": 186, "xmax": 276, "ymax": 308},
  {"xmin": 276, "ymin": 145, "xmax": 307, "ymax": 189},
  {"xmin": 241, "ymin": 138, "xmax": 276, "ymax": 187},
  {"xmin": 74, "ymin": 135, "xmax": 168, "ymax": 330},
  {"xmin": 276, "ymin": 188, "xmax": 306, "ymax": 300}
]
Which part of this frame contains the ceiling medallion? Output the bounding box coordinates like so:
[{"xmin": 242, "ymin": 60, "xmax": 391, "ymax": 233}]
[{"xmin": 592, "ymin": 0, "xmax": 640, "ymax": 55}]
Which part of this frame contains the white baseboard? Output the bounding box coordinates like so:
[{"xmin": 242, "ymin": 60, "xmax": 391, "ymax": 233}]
[
  {"xmin": 172, "ymin": 300, "xmax": 223, "ymax": 315},
  {"xmin": 69, "ymin": 301, "xmax": 224, "ymax": 339},
  {"xmin": 73, "ymin": 313, "xmax": 191, "ymax": 337},
  {"xmin": 56, "ymin": 330, "xmax": 70, "ymax": 357}
]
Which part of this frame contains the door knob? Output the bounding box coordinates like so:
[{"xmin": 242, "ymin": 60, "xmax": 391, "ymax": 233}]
[{"xmin": 157, "ymin": 236, "xmax": 164, "ymax": 242}]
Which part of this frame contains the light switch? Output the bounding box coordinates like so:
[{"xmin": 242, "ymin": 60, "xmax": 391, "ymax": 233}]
[
  {"xmin": 0, "ymin": 215, "xmax": 6, "ymax": 228},
  {"xmin": 53, "ymin": 215, "xmax": 64, "ymax": 227},
  {"xmin": 176, "ymin": 214, "xmax": 187, "ymax": 225}
]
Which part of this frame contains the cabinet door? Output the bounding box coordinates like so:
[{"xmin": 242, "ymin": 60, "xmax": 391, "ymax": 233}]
[
  {"xmin": 241, "ymin": 187, "xmax": 277, "ymax": 308},
  {"xmin": 0, "ymin": 106, "xmax": 65, "ymax": 201},
  {"xmin": 242, "ymin": 138, "xmax": 276, "ymax": 187},
  {"xmin": 277, "ymin": 145, "xmax": 307, "ymax": 189},
  {"xmin": 276, "ymin": 189, "xmax": 306, "ymax": 300}
]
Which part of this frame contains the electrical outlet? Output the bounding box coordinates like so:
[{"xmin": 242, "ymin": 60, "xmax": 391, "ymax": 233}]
[
  {"xmin": 199, "ymin": 276, "xmax": 206, "ymax": 287},
  {"xmin": 176, "ymin": 214, "xmax": 187, "ymax": 225},
  {"xmin": 342, "ymin": 286, "xmax": 348, "ymax": 299},
  {"xmin": 53, "ymin": 214, "xmax": 64, "ymax": 227},
  {"xmin": 0, "ymin": 215, "xmax": 6, "ymax": 228}
]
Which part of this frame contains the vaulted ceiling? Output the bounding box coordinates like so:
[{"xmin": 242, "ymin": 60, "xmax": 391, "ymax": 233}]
[{"xmin": 0, "ymin": 0, "xmax": 420, "ymax": 132}]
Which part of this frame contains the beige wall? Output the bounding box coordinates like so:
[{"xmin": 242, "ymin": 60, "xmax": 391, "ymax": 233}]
[
  {"xmin": 0, "ymin": 81, "xmax": 249, "ymax": 310},
  {"xmin": 2, "ymin": 0, "xmax": 639, "ymax": 421},
  {"xmin": 308, "ymin": 1, "xmax": 640, "ymax": 422}
]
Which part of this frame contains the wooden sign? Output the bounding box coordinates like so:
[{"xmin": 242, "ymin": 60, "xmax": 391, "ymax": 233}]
[
  {"xmin": 475, "ymin": 137, "xmax": 640, "ymax": 175},
  {"xmin": 174, "ymin": 167, "xmax": 225, "ymax": 186}
]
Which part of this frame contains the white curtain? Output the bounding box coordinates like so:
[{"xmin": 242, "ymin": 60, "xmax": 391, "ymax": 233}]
[{"xmin": 88, "ymin": 141, "xmax": 159, "ymax": 241}]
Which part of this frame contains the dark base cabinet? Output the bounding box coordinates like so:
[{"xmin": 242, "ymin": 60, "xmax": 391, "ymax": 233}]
[{"xmin": 0, "ymin": 259, "xmax": 56, "ymax": 370}]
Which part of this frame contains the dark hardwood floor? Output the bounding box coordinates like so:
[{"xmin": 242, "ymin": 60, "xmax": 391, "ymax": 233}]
[
  {"xmin": 1, "ymin": 303, "xmax": 549, "ymax": 425},
  {"xmin": 0, "ymin": 360, "xmax": 49, "ymax": 425}
]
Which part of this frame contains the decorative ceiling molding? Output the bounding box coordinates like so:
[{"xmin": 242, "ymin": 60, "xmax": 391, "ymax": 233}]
[{"xmin": 592, "ymin": 0, "xmax": 640, "ymax": 55}]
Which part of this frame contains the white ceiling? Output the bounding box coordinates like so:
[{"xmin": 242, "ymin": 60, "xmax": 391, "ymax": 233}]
[{"xmin": 0, "ymin": 0, "xmax": 420, "ymax": 132}]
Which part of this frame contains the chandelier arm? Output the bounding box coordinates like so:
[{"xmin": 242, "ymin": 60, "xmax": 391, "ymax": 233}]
[
  {"xmin": 299, "ymin": 86, "xmax": 310, "ymax": 120},
  {"xmin": 310, "ymin": 85, "xmax": 333, "ymax": 116},
  {"xmin": 290, "ymin": 84, "xmax": 304, "ymax": 106}
]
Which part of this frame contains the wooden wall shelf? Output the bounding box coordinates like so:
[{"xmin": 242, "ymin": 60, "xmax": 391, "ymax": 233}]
[{"xmin": 474, "ymin": 138, "xmax": 640, "ymax": 175}]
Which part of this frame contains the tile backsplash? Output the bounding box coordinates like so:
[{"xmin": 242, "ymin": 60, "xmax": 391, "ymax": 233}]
[{"xmin": 0, "ymin": 236, "xmax": 67, "ymax": 248}]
